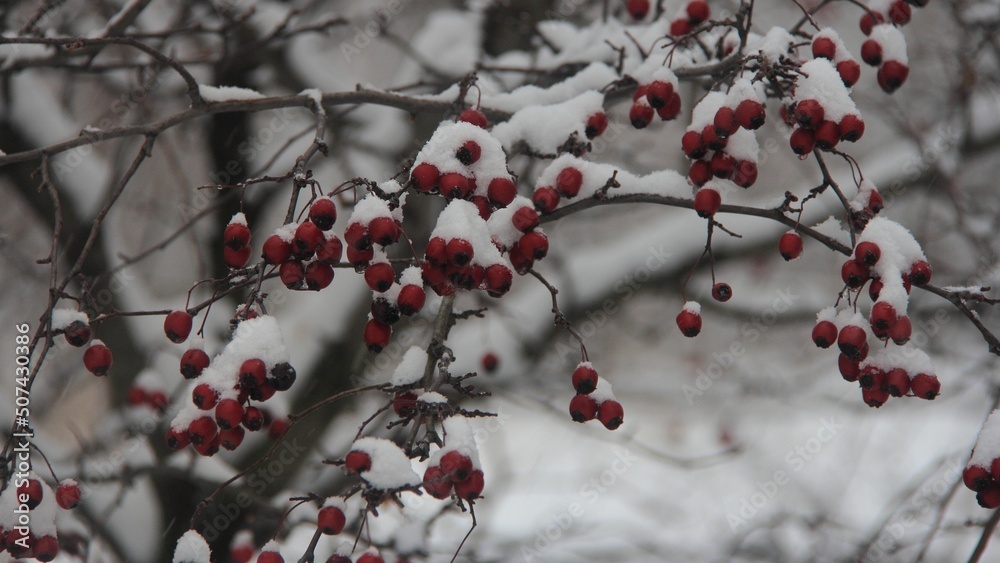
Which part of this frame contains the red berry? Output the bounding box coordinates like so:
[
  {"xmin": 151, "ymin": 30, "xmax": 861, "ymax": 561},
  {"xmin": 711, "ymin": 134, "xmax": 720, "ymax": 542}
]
[
  {"xmin": 839, "ymin": 354, "xmax": 861, "ymax": 382},
  {"xmin": 861, "ymin": 39, "xmax": 883, "ymax": 66},
  {"xmin": 713, "ymin": 106, "xmax": 739, "ymax": 137},
  {"xmin": 812, "ymin": 36, "xmax": 837, "ymax": 60},
  {"xmin": 411, "ymin": 162, "xmax": 441, "ymax": 193},
  {"xmin": 572, "ymin": 364, "xmax": 598, "ymax": 394},
  {"xmin": 980, "ymin": 485, "xmax": 1000, "ymax": 508},
  {"xmin": 364, "ymin": 319, "xmax": 391, "ymax": 353},
  {"xmin": 686, "ymin": 0, "xmax": 710, "ymax": 24},
  {"xmin": 279, "ymin": 260, "xmax": 306, "ymax": 290},
  {"xmin": 262, "ymin": 234, "xmax": 292, "ymax": 264},
  {"xmin": 481, "ymin": 352, "xmax": 499, "ymax": 373},
  {"xmin": 423, "ymin": 465, "xmax": 453, "ymax": 499},
  {"xmin": 909, "ymin": 260, "xmax": 932, "ymax": 286},
  {"xmin": 508, "ymin": 243, "xmax": 533, "ymax": 275},
  {"xmin": 682, "ymin": 130, "xmax": 706, "ymax": 159},
  {"xmin": 485, "ymin": 264, "xmax": 513, "ymax": 297},
  {"xmin": 446, "ymin": 238, "xmax": 474, "ymax": 266},
  {"xmin": 512, "ymin": 206, "xmax": 540, "ymax": 233},
  {"xmin": 794, "ymin": 99, "xmax": 825, "ymax": 128},
  {"xmin": 862, "ymin": 385, "xmax": 890, "ymax": 408},
  {"xmin": 345, "ymin": 450, "xmax": 372, "ymax": 473},
  {"xmin": 702, "ymin": 125, "xmax": 727, "ymax": 151},
  {"xmin": 789, "ymin": 127, "xmax": 816, "ymax": 155},
  {"xmin": 860, "ymin": 11, "xmax": 884, "ymax": 35},
  {"xmin": 305, "ymin": 261, "xmax": 334, "ymax": 291},
  {"xmin": 56, "ymin": 479, "xmax": 81, "ymax": 509},
  {"xmin": 162, "ymin": 311, "xmax": 193, "ymax": 344},
  {"xmin": 812, "ymin": 320, "xmax": 838, "ymax": 348},
  {"xmin": 83, "ymin": 342, "xmax": 113, "ymax": 376},
  {"xmin": 889, "ymin": 1, "xmax": 911, "ymax": 25},
  {"xmin": 344, "ymin": 222, "xmax": 371, "ymax": 251},
  {"xmin": 440, "ymin": 173, "xmax": 472, "ymax": 200},
  {"xmin": 585, "ymin": 112, "xmax": 609, "ymax": 139},
  {"xmin": 519, "ymin": 230, "xmax": 549, "ymax": 260},
  {"xmin": 258, "ymin": 550, "xmax": 285, "ymax": 563},
  {"xmin": 316, "ymin": 234, "xmax": 344, "ymax": 265},
  {"xmin": 676, "ymin": 308, "xmax": 702, "ymax": 337},
  {"xmin": 837, "ymin": 325, "xmax": 868, "ymax": 359},
  {"xmin": 127, "ymin": 385, "xmax": 147, "ymax": 406},
  {"xmin": 224, "ymin": 245, "xmax": 251, "ymax": 268},
  {"xmin": 646, "ymin": 80, "xmax": 674, "ymax": 109},
  {"xmin": 363, "ymin": 262, "xmax": 394, "ymax": 293},
  {"xmin": 368, "ymin": 216, "xmax": 400, "ymax": 247},
  {"xmin": 239, "ymin": 407, "xmax": 264, "ymax": 432},
  {"xmin": 425, "ymin": 237, "xmax": 448, "ymax": 266},
  {"xmin": 964, "ymin": 465, "xmax": 991, "ymax": 492},
  {"xmin": 308, "ymin": 198, "xmax": 337, "ymax": 231},
  {"xmin": 318, "ymin": 505, "xmax": 346, "ymax": 535},
  {"xmin": 456, "ymin": 140, "xmax": 481, "ymax": 165},
  {"xmin": 878, "ymin": 61, "xmax": 909, "ymax": 93},
  {"xmin": 710, "ymin": 151, "xmax": 735, "ymax": 179},
  {"xmin": 293, "ymin": 221, "xmax": 324, "ymax": 256},
  {"xmin": 239, "ymin": 358, "xmax": 267, "ymax": 390},
  {"xmin": 192, "ymin": 383, "xmax": 219, "ymax": 410},
  {"xmin": 556, "ymin": 167, "xmax": 583, "ymax": 198},
  {"xmin": 855, "ymin": 241, "xmax": 881, "ymax": 266},
  {"xmin": 885, "ymin": 368, "xmax": 910, "ymax": 397},
  {"xmin": 735, "ymin": 99, "xmax": 766, "ymax": 130},
  {"xmin": 533, "ymin": 186, "xmax": 561, "ymax": 213},
  {"xmin": 712, "ymin": 282, "xmax": 732, "ymax": 302},
  {"xmin": 841, "ymin": 260, "xmax": 870, "ymax": 289},
  {"xmin": 814, "ymin": 120, "xmax": 841, "ymax": 150},
  {"xmin": 224, "ymin": 221, "xmax": 251, "ymax": 250},
  {"xmin": 441, "ymin": 451, "xmax": 473, "ymax": 482},
  {"xmin": 890, "ymin": 315, "xmax": 912, "ymax": 345},
  {"xmin": 63, "ymin": 320, "xmax": 91, "ymax": 347},
  {"xmin": 629, "ymin": 101, "xmax": 654, "ymax": 129},
  {"xmin": 19, "ymin": 478, "xmax": 43, "ymax": 509},
  {"xmin": 837, "ymin": 60, "xmax": 861, "ymax": 87},
  {"xmin": 487, "ymin": 177, "xmax": 517, "ymax": 207},
  {"xmin": 34, "ymin": 535, "xmax": 59, "ymax": 562},
  {"xmin": 626, "ymin": 0, "xmax": 650, "ymax": 19},
  {"xmin": 732, "ymin": 160, "xmax": 758, "ymax": 188},
  {"xmin": 5, "ymin": 529, "xmax": 34, "ymax": 558},
  {"xmin": 598, "ymin": 400, "xmax": 624, "ymax": 430},
  {"xmin": 215, "ymin": 398, "xmax": 244, "ymax": 430},
  {"xmin": 778, "ymin": 232, "xmax": 803, "ymax": 261},
  {"xmin": 694, "ymin": 187, "xmax": 721, "ymax": 218},
  {"xmin": 397, "ymin": 284, "xmax": 426, "ymax": 315},
  {"xmin": 188, "ymin": 416, "xmax": 218, "ymax": 445},
  {"xmin": 689, "ymin": 159, "xmax": 712, "ymax": 187},
  {"xmin": 569, "ymin": 393, "xmax": 599, "ymax": 422},
  {"xmin": 459, "ymin": 108, "xmax": 489, "ymax": 128},
  {"xmin": 393, "ymin": 392, "xmax": 418, "ymax": 417},
  {"xmin": 839, "ymin": 114, "xmax": 866, "ymax": 142},
  {"xmin": 455, "ymin": 469, "xmax": 485, "ymax": 500},
  {"xmin": 910, "ymin": 373, "xmax": 940, "ymax": 399},
  {"xmin": 166, "ymin": 426, "xmax": 190, "ymax": 449},
  {"xmin": 670, "ymin": 17, "xmax": 692, "ymax": 36}
]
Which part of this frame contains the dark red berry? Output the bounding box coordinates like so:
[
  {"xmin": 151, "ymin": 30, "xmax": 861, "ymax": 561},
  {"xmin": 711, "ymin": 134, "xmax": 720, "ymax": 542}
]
[
  {"xmin": 686, "ymin": 0, "xmax": 710, "ymax": 24},
  {"xmin": 411, "ymin": 162, "xmax": 441, "ymax": 192},
  {"xmin": 308, "ymin": 198, "xmax": 337, "ymax": 231},
  {"xmin": 364, "ymin": 319, "xmax": 391, "ymax": 353},
  {"xmin": 83, "ymin": 342, "xmax": 113, "ymax": 376},
  {"xmin": 569, "ymin": 394, "xmax": 599, "ymax": 422},
  {"xmin": 572, "ymin": 364, "xmax": 598, "ymax": 394},
  {"xmin": 812, "ymin": 36, "xmax": 837, "ymax": 60},
  {"xmin": 345, "ymin": 450, "xmax": 372, "ymax": 473},
  {"xmin": 19, "ymin": 478, "xmax": 43, "ymax": 509},
  {"xmin": 398, "ymin": 284, "xmax": 426, "ymax": 315},
  {"xmin": 56, "ymin": 480, "xmax": 81, "ymax": 509},
  {"xmin": 242, "ymin": 406, "xmax": 265, "ymax": 431},
  {"xmin": 778, "ymin": 232, "xmax": 803, "ymax": 261},
  {"xmin": 585, "ymin": 112, "xmax": 608, "ymax": 139},
  {"xmin": 446, "ymin": 238, "xmax": 475, "ymax": 266},
  {"xmin": 837, "ymin": 60, "xmax": 861, "ymax": 87},
  {"xmin": 279, "ymin": 260, "xmax": 306, "ymax": 290},
  {"xmin": 909, "ymin": 260, "xmax": 932, "ymax": 286},
  {"xmin": 459, "ymin": 108, "xmax": 489, "ymax": 128},
  {"xmin": 487, "ymin": 177, "xmax": 517, "ymax": 207},
  {"xmin": 629, "ymin": 101, "xmax": 654, "ymax": 129},
  {"xmin": 794, "ymin": 99, "xmax": 825, "ymax": 128},
  {"xmin": 215, "ymin": 398, "xmax": 244, "ymax": 430},
  {"xmin": 485, "ymin": 264, "xmax": 513, "ymax": 297},
  {"xmin": 455, "ymin": 469, "xmax": 485, "ymax": 500},
  {"xmin": 519, "ymin": 231, "xmax": 549, "ymax": 260},
  {"xmin": 694, "ymin": 187, "xmax": 721, "ymax": 218},
  {"xmin": 318, "ymin": 505, "xmax": 346, "ymax": 535},
  {"xmin": 861, "ymin": 39, "xmax": 883, "ymax": 66},
  {"xmin": 713, "ymin": 106, "xmax": 739, "ymax": 137},
  {"xmin": 646, "ymin": 80, "xmax": 674, "ymax": 109},
  {"xmin": 598, "ymin": 400, "xmax": 624, "ymax": 430},
  {"xmin": 839, "ymin": 114, "xmax": 866, "ymax": 142},
  {"xmin": 556, "ymin": 167, "xmax": 583, "ymax": 198},
  {"xmin": 423, "ymin": 465, "xmax": 453, "ymax": 499},
  {"xmin": 676, "ymin": 308, "xmax": 702, "ymax": 337},
  {"xmin": 626, "ymin": 0, "xmax": 650, "ymax": 20},
  {"xmin": 224, "ymin": 221, "xmax": 251, "ymax": 250},
  {"xmin": 837, "ymin": 325, "xmax": 868, "ymax": 359},
  {"xmin": 305, "ymin": 261, "xmax": 334, "ymax": 291},
  {"xmin": 164, "ymin": 311, "xmax": 193, "ymax": 344},
  {"xmin": 682, "ymin": 130, "xmax": 706, "ymax": 159},
  {"xmin": 481, "ymin": 352, "xmax": 499, "ymax": 373},
  {"xmin": 711, "ymin": 282, "xmax": 732, "ymax": 302},
  {"xmin": 364, "ymin": 262, "xmax": 395, "ymax": 293},
  {"xmin": 877, "ymin": 61, "xmax": 909, "ymax": 93},
  {"xmin": 910, "ymin": 373, "xmax": 940, "ymax": 400},
  {"xmin": 790, "ymin": 127, "xmax": 816, "ymax": 155},
  {"xmin": 263, "ymin": 234, "xmax": 292, "ymax": 264},
  {"xmin": 812, "ymin": 320, "xmax": 838, "ymax": 348},
  {"xmin": 735, "ymin": 99, "xmax": 766, "ymax": 130},
  {"xmin": 440, "ymin": 173, "xmax": 472, "ymax": 200}
]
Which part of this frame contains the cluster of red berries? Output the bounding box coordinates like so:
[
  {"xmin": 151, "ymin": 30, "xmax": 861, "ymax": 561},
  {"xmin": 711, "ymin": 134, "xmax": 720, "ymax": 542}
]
[
  {"xmin": 126, "ymin": 379, "xmax": 169, "ymax": 413},
  {"xmin": 568, "ymin": 362, "xmax": 624, "ymax": 430},
  {"xmin": 165, "ymin": 315, "xmax": 293, "ymax": 455},
  {"xmin": 859, "ymin": 0, "xmax": 927, "ymax": 35},
  {"xmin": 0, "ymin": 477, "xmax": 80, "ymax": 561},
  {"xmin": 364, "ymin": 266, "xmax": 426, "ymax": 354},
  {"xmin": 261, "ymin": 197, "xmax": 341, "ymax": 291},
  {"xmin": 861, "ymin": 24, "xmax": 910, "ymax": 93},
  {"xmin": 423, "ymin": 449, "xmax": 486, "ymax": 501},
  {"xmin": 810, "ymin": 30, "xmax": 861, "ymax": 87},
  {"xmin": 57, "ymin": 313, "xmax": 115, "ymax": 378},
  {"xmin": 223, "ymin": 213, "xmax": 253, "ymax": 269},
  {"xmin": 533, "ymin": 162, "xmax": 585, "ymax": 213},
  {"xmin": 629, "ymin": 76, "xmax": 682, "ymax": 129},
  {"xmin": 683, "ymin": 90, "xmax": 763, "ymax": 189},
  {"xmin": 669, "ymin": 1, "xmax": 711, "ymax": 36},
  {"xmin": 965, "ymin": 411, "xmax": 1000, "ymax": 508}
]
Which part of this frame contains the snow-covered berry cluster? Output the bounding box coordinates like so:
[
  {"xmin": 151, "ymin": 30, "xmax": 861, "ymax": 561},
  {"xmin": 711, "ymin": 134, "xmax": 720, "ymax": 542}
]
[
  {"xmin": 569, "ymin": 362, "xmax": 624, "ymax": 430},
  {"xmin": 0, "ymin": 474, "xmax": 80, "ymax": 561}
]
